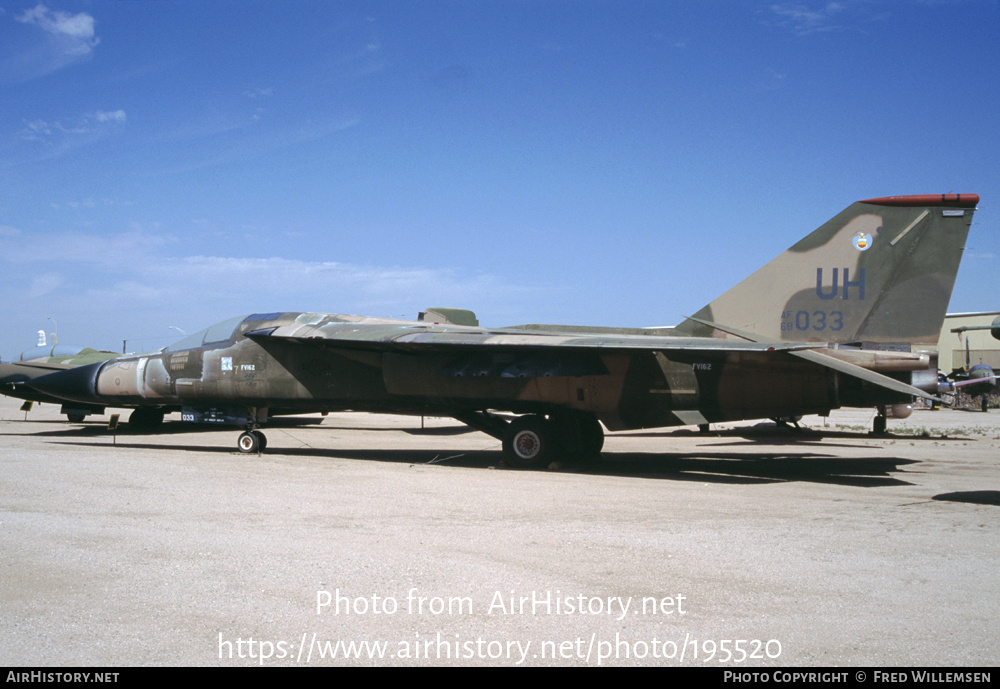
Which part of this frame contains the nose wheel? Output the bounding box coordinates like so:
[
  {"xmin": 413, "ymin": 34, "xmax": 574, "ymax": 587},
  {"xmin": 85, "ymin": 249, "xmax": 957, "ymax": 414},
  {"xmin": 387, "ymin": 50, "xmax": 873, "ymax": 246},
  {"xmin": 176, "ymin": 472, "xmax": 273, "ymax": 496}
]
[{"xmin": 237, "ymin": 429, "xmax": 267, "ymax": 453}]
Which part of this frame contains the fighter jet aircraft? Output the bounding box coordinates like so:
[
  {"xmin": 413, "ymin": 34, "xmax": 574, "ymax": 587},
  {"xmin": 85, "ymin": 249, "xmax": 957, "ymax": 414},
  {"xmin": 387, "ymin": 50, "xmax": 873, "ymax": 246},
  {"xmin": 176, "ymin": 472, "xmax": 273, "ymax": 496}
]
[
  {"xmin": 939, "ymin": 316, "xmax": 1000, "ymax": 411},
  {"xmin": 28, "ymin": 194, "xmax": 979, "ymax": 466},
  {"xmin": 0, "ymin": 332, "xmax": 120, "ymax": 421}
]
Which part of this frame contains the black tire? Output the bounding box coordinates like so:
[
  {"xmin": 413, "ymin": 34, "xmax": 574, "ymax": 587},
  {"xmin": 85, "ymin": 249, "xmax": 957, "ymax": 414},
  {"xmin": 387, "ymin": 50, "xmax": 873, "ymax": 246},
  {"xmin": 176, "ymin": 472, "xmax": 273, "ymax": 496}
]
[
  {"xmin": 66, "ymin": 414, "xmax": 85, "ymax": 423},
  {"xmin": 503, "ymin": 415, "xmax": 558, "ymax": 468},
  {"xmin": 129, "ymin": 408, "xmax": 164, "ymax": 431},
  {"xmin": 568, "ymin": 413, "xmax": 605, "ymax": 461},
  {"xmin": 253, "ymin": 430, "xmax": 267, "ymax": 450},
  {"xmin": 237, "ymin": 431, "xmax": 259, "ymax": 454}
]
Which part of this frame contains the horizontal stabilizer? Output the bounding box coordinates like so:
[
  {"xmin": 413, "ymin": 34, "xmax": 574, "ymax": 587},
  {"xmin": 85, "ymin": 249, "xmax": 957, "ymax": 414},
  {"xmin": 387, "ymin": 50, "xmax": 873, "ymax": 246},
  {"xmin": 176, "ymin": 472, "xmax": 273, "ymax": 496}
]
[{"xmin": 684, "ymin": 316, "xmax": 940, "ymax": 402}]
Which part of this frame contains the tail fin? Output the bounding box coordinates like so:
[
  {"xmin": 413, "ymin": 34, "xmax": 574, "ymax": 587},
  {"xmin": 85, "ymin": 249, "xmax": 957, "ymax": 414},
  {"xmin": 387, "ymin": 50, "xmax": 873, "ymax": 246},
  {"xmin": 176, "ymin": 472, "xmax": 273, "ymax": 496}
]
[{"xmin": 674, "ymin": 194, "xmax": 979, "ymax": 345}]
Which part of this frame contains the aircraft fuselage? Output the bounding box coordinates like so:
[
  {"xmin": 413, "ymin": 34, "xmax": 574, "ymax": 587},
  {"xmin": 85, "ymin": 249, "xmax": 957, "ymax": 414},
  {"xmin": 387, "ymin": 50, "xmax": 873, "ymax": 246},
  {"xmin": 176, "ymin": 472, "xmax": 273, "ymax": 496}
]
[{"xmin": 46, "ymin": 311, "xmax": 917, "ymax": 433}]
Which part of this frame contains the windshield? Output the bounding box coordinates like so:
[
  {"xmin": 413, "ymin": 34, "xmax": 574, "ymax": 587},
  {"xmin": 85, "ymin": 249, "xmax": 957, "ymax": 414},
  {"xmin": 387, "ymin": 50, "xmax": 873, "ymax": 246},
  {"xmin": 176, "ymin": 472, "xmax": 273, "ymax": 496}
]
[{"xmin": 163, "ymin": 315, "xmax": 248, "ymax": 353}]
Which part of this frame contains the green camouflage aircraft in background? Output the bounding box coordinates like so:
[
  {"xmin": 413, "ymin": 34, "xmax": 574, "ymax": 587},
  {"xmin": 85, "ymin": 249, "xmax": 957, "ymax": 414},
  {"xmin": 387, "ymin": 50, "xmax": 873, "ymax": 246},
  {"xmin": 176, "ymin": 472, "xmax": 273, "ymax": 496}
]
[
  {"xmin": 0, "ymin": 333, "xmax": 120, "ymax": 422},
  {"xmin": 940, "ymin": 316, "xmax": 1000, "ymax": 411},
  {"xmin": 28, "ymin": 194, "xmax": 979, "ymax": 467}
]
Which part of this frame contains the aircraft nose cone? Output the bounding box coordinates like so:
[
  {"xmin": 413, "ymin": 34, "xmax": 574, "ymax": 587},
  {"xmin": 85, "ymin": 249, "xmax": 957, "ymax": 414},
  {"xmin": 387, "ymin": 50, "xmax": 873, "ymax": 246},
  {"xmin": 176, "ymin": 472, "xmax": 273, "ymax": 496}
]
[
  {"xmin": 27, "ymin": 361, "xmax": 105, "ymax": 404},
  {"xmin": 970, "ymin": 366, "xmax": 994, "ymax": 380}
]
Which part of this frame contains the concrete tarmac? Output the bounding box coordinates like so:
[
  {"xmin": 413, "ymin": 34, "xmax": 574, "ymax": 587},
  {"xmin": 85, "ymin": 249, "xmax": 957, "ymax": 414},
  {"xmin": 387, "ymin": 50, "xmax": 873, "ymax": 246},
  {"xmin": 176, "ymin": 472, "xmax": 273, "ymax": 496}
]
[{"xmin": 1, "ymin": 397, "xmax": 998, "ymax": 666}]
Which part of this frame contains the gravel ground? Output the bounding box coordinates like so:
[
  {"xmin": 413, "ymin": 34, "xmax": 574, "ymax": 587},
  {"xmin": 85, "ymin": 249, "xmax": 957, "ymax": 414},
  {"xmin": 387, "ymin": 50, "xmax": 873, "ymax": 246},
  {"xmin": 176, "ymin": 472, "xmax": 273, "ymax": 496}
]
[{"xmin": 2, "ymin": 397, "xmax": 998, "ymax": 666}]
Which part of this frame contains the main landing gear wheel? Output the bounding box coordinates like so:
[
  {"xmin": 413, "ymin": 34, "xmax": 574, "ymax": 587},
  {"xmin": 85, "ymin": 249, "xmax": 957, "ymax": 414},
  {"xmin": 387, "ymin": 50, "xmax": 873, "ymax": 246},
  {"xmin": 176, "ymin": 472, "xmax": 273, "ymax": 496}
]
[
  {"xmin": 503, "ymin": 415, "xmax": 556, "ymax": 469},
  {"xmin": 872, "ymin": 406, "xmax": 888, "ymax": 435},
  {"xmin": 237, "ymin": 430, "xmax": 267, "ymax": 453},
  {"xmin": 128, "ymin": 407, "xmax": 165, "ymax": 431},
  {"xmin": 559, "ymin": 412, "xmax": 604, "ymax": 462},
  {"xmin": 499, "ymin": 412, "xmax": 605, "ymax": 468}
]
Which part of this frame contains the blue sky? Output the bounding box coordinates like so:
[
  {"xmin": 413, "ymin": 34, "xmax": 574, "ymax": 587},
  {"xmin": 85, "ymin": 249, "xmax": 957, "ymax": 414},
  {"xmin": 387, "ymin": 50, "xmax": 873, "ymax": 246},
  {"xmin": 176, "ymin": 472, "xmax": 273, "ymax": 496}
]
[{"xmin": 1, "ymin": 0, "xmax": 997, "ymax": 358}]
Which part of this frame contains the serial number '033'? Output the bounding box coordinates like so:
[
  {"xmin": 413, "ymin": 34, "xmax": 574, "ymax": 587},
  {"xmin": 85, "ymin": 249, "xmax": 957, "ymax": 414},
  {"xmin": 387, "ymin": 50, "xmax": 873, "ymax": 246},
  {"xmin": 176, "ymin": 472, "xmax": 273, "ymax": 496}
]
[{"xmin": 780, "ymin": 310, "xmax": 844, "ymax": 332}]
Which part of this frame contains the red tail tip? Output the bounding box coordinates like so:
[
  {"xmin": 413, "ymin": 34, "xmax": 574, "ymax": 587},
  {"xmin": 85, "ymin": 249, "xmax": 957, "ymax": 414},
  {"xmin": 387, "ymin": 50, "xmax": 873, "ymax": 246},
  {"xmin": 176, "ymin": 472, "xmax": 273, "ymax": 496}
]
[{"xmin": 860, "ymin": 194, "xmax": 979, "ymax": 207}]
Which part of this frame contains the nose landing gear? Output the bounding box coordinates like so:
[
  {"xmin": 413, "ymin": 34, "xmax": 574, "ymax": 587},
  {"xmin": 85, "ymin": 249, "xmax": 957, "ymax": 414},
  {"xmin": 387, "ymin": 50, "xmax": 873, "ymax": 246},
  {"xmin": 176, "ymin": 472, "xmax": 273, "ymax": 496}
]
[
  {"xmin": 236, "ymin": 407, "xmax": 269, "ymax": 453},
  {"xmin": 237, "ymin": 429, "xmax": 268, "ymax": 453}
]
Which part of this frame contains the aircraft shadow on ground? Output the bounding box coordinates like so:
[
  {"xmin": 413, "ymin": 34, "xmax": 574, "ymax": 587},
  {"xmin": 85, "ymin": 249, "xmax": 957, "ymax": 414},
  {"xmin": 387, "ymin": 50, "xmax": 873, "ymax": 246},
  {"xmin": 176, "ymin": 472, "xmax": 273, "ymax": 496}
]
[
  {"xmin": 7, "ymin": 417, "xmax": 474, "ymax": 436},
  {"xmin": 581, "ymin": 452, "xmax": 917, "ymax": 487},
  {"xmin": 932, "ymin": 491, "xmax": 1000, "ymax": 507},
  {"xmin": 330, "ymin": 425, "xmax": 476, "ymax": 436},
  {"xmin": 632, "ymin": 424, "xmax": 974, "ymax": 445},
  {"xmin": 35, "ymin": 425, "xmax": 920, "ymax": 488},
  {"xmin": 12, "ymin": 418, "xmax": 324, "ymax": 436}
]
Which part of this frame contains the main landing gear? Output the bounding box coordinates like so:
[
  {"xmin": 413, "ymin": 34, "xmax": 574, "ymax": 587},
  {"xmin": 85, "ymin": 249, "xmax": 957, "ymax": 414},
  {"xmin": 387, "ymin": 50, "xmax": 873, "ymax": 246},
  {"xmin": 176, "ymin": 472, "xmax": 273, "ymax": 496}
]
[
  {"xmin": 504, "ymin": 416, "xmax": 558, "ymax": 468},
  {"xmin": 503, "ymin": 414, "xmax": 605, "ymax": 468},
  {"xmin": 872, "ymin": 406, "xmax": 888, "ymax": 435},
  {"xmin": 128, "ymin": 407, "xmax": 165, "ymax": 431},
  {"xmin": 458, "ymin": 410, "xmax": 605, "ymax": 469}
]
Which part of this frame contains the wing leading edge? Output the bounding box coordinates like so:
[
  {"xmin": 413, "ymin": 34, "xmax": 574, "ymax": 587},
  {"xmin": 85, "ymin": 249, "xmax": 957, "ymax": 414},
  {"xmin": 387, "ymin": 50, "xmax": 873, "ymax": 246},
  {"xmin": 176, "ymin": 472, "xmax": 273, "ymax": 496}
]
[
  {"xmin": 245, "ymin": 324, "xmax": 813, "ymax": 353},
  {"xmin": 246, "ymin": 318, "xmax": 935, "ymax": 401}
]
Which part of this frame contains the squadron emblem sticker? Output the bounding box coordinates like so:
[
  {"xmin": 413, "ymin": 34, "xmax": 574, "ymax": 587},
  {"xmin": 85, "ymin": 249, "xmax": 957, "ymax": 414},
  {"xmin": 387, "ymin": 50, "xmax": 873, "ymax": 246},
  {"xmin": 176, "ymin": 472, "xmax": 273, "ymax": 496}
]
[{"xmin": 852, "ymin": 232, "xmax": 873, "ymax": 251}]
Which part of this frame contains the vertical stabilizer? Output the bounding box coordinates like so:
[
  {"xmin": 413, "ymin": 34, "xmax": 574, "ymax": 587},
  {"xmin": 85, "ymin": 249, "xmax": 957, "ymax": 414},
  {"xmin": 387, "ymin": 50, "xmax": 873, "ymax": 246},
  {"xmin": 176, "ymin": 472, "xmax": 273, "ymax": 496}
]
[{"xmin": 675, "ymin": 194, "xmax": 979, "ymax": 344}]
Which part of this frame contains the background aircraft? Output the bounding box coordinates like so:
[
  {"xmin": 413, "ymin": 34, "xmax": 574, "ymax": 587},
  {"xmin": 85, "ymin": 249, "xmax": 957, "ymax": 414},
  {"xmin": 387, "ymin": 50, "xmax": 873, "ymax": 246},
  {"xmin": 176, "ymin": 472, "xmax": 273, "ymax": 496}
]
[
  {"xmin": 27, "ymin": 194, "xmax": 979, "ymax": 466},
  {"xmin": 0, "ymin": 330, "xmax": 120, "ymax": 421},
  {"xmin": 939, "ymin": 316, "xmax": 1000, "ymax": 411}
]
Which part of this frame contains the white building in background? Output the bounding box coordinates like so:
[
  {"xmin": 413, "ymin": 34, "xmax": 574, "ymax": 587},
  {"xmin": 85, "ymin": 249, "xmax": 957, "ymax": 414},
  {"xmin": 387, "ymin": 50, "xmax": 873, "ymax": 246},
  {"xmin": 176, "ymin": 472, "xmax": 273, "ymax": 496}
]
[{"xmin": 937, "ymin": 311, "xmax": 1000, "ymax": 373}]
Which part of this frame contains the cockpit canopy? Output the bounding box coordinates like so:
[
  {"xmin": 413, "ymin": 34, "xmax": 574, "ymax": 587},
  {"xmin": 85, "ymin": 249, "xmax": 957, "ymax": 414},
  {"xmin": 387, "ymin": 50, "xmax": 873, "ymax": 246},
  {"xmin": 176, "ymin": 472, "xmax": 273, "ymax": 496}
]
[
  {"xmin": 163, "ymin": 315, "xmax": 249, "ymax": 353},
  {"xmin": 162, "ymin": 313, "xmax": 291, "ymax": 353},
  {"xmin": 20, "ymin": 344, "xmax": 91, "ymax": 361}
]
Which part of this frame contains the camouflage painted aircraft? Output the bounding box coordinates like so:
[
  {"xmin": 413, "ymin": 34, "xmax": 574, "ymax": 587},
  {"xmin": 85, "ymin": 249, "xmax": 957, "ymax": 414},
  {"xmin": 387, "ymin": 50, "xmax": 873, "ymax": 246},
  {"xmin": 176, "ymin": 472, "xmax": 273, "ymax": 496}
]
[
  {"xmin": 0, "ymin": 335, "xmax": 120, "ymax": 421},
  {"xmin": 939, "ymin": 316, "xmax": 1000, "ymax": 411},
  {"xmin": 27, "ymin": 194, "xmax": 979, "ymax": 466}
]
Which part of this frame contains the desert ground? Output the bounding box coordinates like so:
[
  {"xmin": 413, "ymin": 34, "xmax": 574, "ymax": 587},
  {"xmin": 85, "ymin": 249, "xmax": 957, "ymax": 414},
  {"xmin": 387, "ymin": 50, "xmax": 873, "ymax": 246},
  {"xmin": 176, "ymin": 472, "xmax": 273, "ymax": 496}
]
[{"xmin": 2, "ymin": 396, "xmax": 998, "ymax": 666}]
